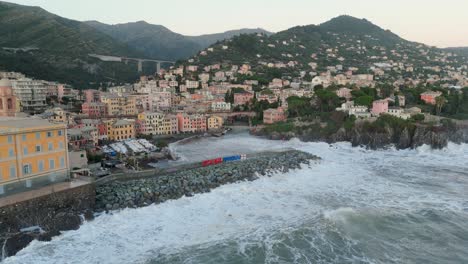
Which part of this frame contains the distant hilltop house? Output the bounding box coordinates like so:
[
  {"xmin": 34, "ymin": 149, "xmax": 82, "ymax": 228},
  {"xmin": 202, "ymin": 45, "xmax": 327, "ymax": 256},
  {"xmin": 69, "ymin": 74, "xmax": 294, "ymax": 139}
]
[{"xmin": 233, "ymin": 90, "xmax": 254, "ymax": 106}]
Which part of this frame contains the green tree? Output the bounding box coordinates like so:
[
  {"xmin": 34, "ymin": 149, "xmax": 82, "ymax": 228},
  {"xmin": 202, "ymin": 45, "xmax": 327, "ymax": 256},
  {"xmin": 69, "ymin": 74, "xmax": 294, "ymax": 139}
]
[
  {"xmin": 435, "ymin": 96, "xmax": 446, "ymax": 116},
  {"xmin": 355, "ymin": 96, "xmax": 373, "ymax": 107}
]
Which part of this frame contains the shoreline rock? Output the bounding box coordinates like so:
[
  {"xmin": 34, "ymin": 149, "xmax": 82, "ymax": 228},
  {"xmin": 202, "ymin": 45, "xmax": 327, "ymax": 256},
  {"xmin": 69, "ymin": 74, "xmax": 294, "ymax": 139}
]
[{"xmin": 252, "ymin": 122, "xmax": 468, "ymax": 150}]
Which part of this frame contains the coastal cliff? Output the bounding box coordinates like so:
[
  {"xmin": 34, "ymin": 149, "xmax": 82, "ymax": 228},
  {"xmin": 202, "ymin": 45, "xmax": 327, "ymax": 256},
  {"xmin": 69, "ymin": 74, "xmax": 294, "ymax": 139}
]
[{"xmin": 252, "ymin": 118, "xmax": 468, "ymax": 150}]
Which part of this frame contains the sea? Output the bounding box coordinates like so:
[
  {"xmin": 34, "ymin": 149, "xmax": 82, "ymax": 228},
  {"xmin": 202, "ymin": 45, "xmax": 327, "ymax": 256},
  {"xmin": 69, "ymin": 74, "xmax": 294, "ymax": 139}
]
[{"xmin": 4, "ymin": 132, "xmax": 468, "ymax": 264}]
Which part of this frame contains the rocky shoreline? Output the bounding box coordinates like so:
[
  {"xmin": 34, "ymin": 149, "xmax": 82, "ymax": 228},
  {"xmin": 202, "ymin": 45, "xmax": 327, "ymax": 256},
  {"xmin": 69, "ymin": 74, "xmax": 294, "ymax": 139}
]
[
  {"xmin": 252, "ymin": 121, "xmax": 468, "ymax": 150},
  {"xmin": 0, "ymin": 150, "xmax": 319, "ymax": 259},
  {"xmin": 96, "ymin": 150, "xmax": 319, "ymax": 211}
]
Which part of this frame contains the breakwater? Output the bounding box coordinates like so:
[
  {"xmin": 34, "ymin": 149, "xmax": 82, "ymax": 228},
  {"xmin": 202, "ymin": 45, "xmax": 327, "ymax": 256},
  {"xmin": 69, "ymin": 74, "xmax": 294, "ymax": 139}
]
[{"xmin": 95, "ymin": 150, "xmax": 319, "ymax": 211}]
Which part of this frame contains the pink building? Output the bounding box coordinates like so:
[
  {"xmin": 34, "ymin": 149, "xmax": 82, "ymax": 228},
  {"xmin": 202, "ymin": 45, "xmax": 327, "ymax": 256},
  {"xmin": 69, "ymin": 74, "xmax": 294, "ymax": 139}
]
[
  {"xmin": 190, "ymin": 115, "xmax": 207, "ymax": 133},
  {"xmin": 84, "ymin": 89, "xmax": 101, "ymax": 103},
  {"xmin": 420, "ymin": 91, "xmax": 442, "ymax": 105},
  {"xmin": 0, "ymin": 79, "xmax": 19, "ymax": 117},
  {"xmin": 176, "ymin": 113, "xmax": 207, "ymax": 133},
  {"xmin": 372, "ymin": 100, "xmax": 389, "ymax": 115},
  {"xmin": 176, "ymin": 113, "xmax": 192, "ymax": 133},
  {"xmin": 263, "ymin": 107, "xmax": 287, "ymax": 124},
  {"xmin": 82, "ymin": 102, "xmax": 108, "ymax": 118},
  {"xmin": 234, "ymin": 91, "xmax": 254, "ymax": 106}
]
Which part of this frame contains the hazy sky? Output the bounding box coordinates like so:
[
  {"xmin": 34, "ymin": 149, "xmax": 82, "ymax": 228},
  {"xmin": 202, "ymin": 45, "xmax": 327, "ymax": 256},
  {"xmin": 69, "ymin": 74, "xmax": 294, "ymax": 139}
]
[{"xmin": 6, "ymin": 0, "xmax": 468, "ymax": 47}]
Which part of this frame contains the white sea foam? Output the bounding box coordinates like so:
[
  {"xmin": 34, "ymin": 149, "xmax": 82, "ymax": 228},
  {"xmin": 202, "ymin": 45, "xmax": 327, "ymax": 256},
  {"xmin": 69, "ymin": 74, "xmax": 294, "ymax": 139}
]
[{"xmin": 5, "ymin": 135, "xmax": 468, "ymax": 264}]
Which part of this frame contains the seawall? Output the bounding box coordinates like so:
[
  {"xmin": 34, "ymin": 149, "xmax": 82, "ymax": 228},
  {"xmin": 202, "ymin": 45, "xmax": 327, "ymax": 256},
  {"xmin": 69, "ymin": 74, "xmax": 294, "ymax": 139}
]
[
  {"xmin": 0, "ymin": 149, "xmax": 320, "ymax": 260},
  {"xmin": 0, "ymin": 183, "xmax": 95, "ymax": 258}
]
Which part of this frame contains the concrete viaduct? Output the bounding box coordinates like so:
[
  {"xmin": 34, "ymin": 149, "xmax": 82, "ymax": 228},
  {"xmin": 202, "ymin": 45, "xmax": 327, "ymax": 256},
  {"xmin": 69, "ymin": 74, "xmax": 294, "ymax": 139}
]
[{"xmin": 89, "ymin": 54, "xmax": 175, "ymax": 73}]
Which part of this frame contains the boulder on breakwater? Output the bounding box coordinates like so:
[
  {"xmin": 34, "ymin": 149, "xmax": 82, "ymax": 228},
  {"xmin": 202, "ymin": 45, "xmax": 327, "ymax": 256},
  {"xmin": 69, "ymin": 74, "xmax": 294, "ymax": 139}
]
[{"xmin": 95, "ymin": 150, "xmax": 319, "ymax": 211}]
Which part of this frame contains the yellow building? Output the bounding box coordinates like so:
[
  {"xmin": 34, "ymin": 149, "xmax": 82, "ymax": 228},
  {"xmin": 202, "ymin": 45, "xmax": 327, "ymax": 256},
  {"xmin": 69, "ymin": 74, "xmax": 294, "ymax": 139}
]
[
  {"xmin": 105, "ymin": 119, "xmax": 135, "ymax": 141},
  {"xmin": 101, "ymin": 94, "xmax": 137, "ymax": 116},
  {"xmin": 0, "ymin": 118, "xmax": 69, "ymax": 195},
  {"xmin": 137, "ymin": 112, "xmax": 178, "ymax": 136},
  {"xmin": 207, "ymin": 116, "xmax": 224, "ymax": 130}
]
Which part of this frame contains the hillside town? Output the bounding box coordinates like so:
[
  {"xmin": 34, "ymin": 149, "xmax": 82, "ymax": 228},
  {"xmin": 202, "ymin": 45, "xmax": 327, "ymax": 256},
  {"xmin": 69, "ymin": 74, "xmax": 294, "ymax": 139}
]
[{"xmin": 1, "ymin": 17, "xmax": 468, "ymax": 199}]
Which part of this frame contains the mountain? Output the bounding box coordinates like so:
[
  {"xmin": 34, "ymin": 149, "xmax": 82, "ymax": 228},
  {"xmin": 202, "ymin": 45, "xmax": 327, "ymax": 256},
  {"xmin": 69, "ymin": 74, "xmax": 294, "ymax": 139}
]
[
  {"xmin": 84, "ymin": 21, "xmax": 201, "ymax": 61},
  {"xmin": 189, "ymin": 15, "xmax": 467, "ymax": 75},
  {"xmin": 0, "ymin": 1, "xmax": 143, "ymax": 87},
  {"xmin": 85, "ymin": 20, "xmax": 271, "ymax": 61},
  {"xmin": 187, "ymin": 28, "xmax": 273, "ymax": 48},
  {"xmin": 444, "ymin": 47, "xmax": 468, "ymax": 57}
]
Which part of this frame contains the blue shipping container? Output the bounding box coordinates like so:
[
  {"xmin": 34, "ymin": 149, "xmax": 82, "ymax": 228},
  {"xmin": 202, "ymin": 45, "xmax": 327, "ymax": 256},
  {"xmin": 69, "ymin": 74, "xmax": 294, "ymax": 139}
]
[{"xmin": 222, "ymin": 155, "xmax": 241, "ymax": 162}]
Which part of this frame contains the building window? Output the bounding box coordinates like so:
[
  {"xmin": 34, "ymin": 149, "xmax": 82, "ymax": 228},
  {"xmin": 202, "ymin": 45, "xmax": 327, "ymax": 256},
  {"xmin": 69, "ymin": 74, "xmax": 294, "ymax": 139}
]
[
  {"xmin": 9, "ymin": 166, "xmax": 16, "ymax": 179},
  {"xmin": 36, "ymin": 132, "xmax": 41, "ymax": 140},
  {"xmin": 38, "ymin": 160, "xmax": 44, "ymax": 172},
  {"xmin": 47, "ymin": 131, "xmax": 53, "ymax": 137},
  {"xmin": 7, "ymin": 98, "xmax": 12, "ymax": 110},
  {"xmin": 23, "ymin": 164, "xmax": 32, "ymax": 175},
  {"xmin": 36, "ymin": 145, "xmax": 42, "ymax": 153},
  {"xmin": 8, "ymin": 148, "xmax": 14, "ymax": 157},
  {"xmin": 58, "ymin": 130, "xmax": 63, "ymax": 136},
  {"xmin": 7, "ymin": 135, "xmax": 13, "ymax": 143},
  {"xmin": 60, "ymin": 157, "xmax": 65, "ymax": 168},
  {"xmin": 49, "ymin": 159, "xmax": 55, "ymax": 169},
  {"xmin": 59, "ymin": 142, "xmax": 64, "ymax": 149},
  {"xmin": 22, "ymin": 134, "xmax": 27, "ymax": 141},
  {"xmin": 23, "ymin": 147, "xmax": 28, "ymax": 156},
  {"xmin": 48, "ymin": 142, "xmax": 53, "ymax": 151}
]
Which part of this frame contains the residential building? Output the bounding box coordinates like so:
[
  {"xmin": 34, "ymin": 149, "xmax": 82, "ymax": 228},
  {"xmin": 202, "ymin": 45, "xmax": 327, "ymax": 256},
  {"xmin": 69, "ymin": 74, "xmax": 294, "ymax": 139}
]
[
  {"xmin": 137, "ymin": 112, "xmax": 177, "ymax": 135},
  {"xmin": 336, "ymin": 88, "xmax": 353, "ymax": 100},
  {"xmin": 186, "ymin": 80, "xmax": 200, "ymax": 89},
  {"xmin": 105, "ymin": 119, "xmax": 136, "ymax": 141},
  {"xmin": 387, "ymin": 107, "xmax": 411, "ymax": 120},
  {"xmin": 207, "ymin": 116, "xmax": 224, "ymax": 130},
  {"xmin": 263, "ymin": 107, "xmax": 287, "ymax": 124},
  {"xmin": 82, "ymin": 102, "xmax": 108, "ymax": 118},
  {"xmin": 10, "ymin": 78, "xmax": 48, "ymax": 114},
  {"xmin": 176, "ymin": 113, "xmax": 207, "ymax": 133},
  {"xmin": 420, "ymin": 91, "xmax": 443, "ymax": 105},
  {"xmin": 84, "ymin": 89, "xmax": 101, "ymax": 103},
  {"xmin": 0, "ymin": 118, "xmax": 69, "ymax": 195},
  {"xmin": 211, "ymin": 102, "xmax": 231, "ymax": 112},
  {"xmin": 234, "ymin": 91, "xmax": 254, "ymax": 106},
  {"xmin": 101, "ymin": 94, "xmax": 138, "ymax": 116},
  {"xmin": 372, "ymin": 100, "xmax": 389, "ymax": 115},
  {"xmin": 0, "ymin": 79, "xmax": 20, "ymax": 117}
]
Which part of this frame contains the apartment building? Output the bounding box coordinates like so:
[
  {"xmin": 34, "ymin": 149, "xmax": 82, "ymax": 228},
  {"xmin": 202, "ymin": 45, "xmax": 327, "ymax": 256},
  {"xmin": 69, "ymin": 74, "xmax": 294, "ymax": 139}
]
[
  {"xmin": 10, "ymin": 78, "xmax": 48, "ymax": 114},
  {"xmin": 0, "ymin": 118, "xmax": 69, "ymax": 195},
  {"xmin": 105, "ymin": 119, "xmax": 136, "ymax": 141},
  {"xmin": 207, "ymin": 116, "xmax": 224, "ymax": 130}
]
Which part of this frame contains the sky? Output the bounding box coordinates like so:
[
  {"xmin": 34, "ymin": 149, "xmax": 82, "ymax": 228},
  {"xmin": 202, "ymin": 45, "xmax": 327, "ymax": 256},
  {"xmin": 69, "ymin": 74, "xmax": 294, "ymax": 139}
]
[{"xmin": 5, "ymin": 0, "xmax": 468, "ymax": 48}]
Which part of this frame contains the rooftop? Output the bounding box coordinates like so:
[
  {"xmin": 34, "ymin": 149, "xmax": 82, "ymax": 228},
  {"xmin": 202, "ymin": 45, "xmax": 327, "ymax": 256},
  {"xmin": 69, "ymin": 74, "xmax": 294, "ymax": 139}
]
[{"xmin": 0, "ymin": 118, "xmax": 65, "ymax": 134}]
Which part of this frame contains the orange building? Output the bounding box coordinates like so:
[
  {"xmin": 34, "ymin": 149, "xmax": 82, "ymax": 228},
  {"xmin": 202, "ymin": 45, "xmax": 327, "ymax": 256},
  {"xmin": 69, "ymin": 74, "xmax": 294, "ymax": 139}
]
[{"xmin": 0, "ymin": 118, "xmax": 69, "ymax": 195}]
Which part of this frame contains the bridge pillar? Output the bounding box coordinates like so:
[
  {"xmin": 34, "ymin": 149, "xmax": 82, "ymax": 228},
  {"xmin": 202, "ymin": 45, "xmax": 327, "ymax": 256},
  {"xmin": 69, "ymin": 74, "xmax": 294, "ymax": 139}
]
[
  {"xmin": 156, "ymin": 62, "xmax": 161, "ymax": 74},
  {"xmin": 138, "ymin": 60, "xmax": 143, "ymax": 72}
]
